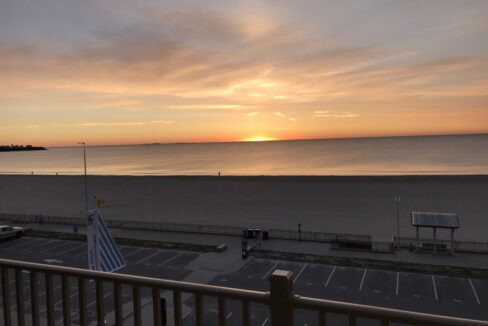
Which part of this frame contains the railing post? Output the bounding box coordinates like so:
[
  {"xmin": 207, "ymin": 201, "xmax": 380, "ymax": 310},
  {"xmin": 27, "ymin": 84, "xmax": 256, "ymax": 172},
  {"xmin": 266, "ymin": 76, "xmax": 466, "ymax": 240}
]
[{"xmin": 269, "ymin": 270, "xmax": 294, "ymax": 326}]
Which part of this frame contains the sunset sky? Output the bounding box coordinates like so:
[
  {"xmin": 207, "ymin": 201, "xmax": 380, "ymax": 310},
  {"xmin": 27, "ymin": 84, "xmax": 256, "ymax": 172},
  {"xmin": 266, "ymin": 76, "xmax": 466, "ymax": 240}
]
[{"xmin": 1, "ymin": 0, "xmax": 488, "ymax": 146}]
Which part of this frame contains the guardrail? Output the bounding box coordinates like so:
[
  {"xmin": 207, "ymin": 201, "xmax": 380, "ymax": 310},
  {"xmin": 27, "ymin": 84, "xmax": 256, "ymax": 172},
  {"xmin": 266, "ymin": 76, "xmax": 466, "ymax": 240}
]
[
  {"xmin": 1, "ymin": 259, "xmax": 487, "ymax": 326},
  {"xmin": 395, "ymin": 236, "xmax": 488, "ymax": 254},
  {"xmin": 0, "ymin": 213, "xmax": 371, "ymax": 244}
]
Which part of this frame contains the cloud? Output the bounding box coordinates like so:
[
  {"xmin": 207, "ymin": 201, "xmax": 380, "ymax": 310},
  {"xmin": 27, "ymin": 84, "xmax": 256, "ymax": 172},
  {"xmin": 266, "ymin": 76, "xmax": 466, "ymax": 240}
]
[
  {"xmin": 73, "ymin": 121, "xmax": 175, "ymax": 127},
  {"xmin": 313, "ymin": 111, "xmax": 358, "ymax": 118},
  {"xmin": 245, "ymin": 112, "xmax": 259, "ymax": 117},
  {"xmin": 275, "ymin": 112, "xmax": 285, "ymax": 118}
]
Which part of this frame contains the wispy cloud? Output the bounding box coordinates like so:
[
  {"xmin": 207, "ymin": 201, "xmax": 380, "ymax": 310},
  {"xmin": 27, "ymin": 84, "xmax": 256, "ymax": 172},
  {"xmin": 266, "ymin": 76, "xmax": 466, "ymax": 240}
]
[
  {"xmin": 275, "ymin": 112, "xmax": 285, "ymax": 118},
  {"xmin": 313, "ymin": 111, "xmax": 358, "ymax": 118},
  {"xmin": 74, "ymin": 121, "xmax": 175, "ymax": 127}
]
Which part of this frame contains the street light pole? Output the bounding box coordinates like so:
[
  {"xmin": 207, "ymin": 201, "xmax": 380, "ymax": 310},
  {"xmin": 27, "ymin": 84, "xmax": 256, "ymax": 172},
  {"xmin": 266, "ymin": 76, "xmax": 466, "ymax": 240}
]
[
  {"xmin": 394, "ymin": 195, "xmax": 401, "ymax": 248},
  {"xmin": 78, "ymin": 142, "xmax": 88, "ymax": 214}
]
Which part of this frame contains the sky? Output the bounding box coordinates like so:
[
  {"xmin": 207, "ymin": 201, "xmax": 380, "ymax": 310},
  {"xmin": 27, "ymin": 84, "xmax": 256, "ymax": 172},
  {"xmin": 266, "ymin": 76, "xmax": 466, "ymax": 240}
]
[{"xmin": 1, "ymin": 0, "xmax": 487, "ymax": 146}]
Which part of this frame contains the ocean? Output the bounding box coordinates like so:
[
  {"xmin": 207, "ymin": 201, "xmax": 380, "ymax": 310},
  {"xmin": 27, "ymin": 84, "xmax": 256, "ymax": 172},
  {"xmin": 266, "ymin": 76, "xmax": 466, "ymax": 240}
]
[{"xmin": 1, "ymin": 134, "xmax": 487, "ymax": 176}]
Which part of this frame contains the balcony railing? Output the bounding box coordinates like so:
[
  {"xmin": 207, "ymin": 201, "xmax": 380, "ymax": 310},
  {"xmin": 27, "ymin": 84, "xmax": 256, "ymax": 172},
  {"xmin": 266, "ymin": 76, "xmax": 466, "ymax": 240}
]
[{"xmin": 1, "ymin": 259, "xmax": 487, "ymax": 326}]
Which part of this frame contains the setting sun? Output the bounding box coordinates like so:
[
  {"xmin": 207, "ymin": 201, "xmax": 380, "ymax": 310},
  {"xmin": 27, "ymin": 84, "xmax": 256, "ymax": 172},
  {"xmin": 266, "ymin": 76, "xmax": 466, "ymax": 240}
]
[{"xmin": 242, "ymin": 136, "xmax": 276, "ymax": 142}]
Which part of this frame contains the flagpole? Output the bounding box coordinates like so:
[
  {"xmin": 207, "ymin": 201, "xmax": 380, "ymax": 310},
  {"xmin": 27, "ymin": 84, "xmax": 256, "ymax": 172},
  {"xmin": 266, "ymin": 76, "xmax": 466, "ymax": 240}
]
[{"xmin": 78, "ymin": 142, "xmax": 88, "ymax": 213}]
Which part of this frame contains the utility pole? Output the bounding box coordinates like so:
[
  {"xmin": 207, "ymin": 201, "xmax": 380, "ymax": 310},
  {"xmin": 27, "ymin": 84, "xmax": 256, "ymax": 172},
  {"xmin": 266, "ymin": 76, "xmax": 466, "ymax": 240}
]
[{"xmin": 78, "ymin": 142, "xmax": 88, "ymax": 214}]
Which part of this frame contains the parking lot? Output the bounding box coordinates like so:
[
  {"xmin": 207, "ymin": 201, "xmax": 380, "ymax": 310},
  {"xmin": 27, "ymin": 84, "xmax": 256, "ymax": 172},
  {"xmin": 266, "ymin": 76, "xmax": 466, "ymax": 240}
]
[
  {"xmin": 0, "ymin": 237, "xmax": 200, "ymax": 325},
  {"xmin": 1, "ymin": 236, "xmax": 488, "ymax": 325}
]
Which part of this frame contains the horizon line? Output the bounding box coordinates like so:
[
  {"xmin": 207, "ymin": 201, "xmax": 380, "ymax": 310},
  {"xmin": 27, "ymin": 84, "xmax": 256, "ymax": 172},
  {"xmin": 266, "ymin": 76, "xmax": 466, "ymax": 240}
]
[{"xmin": 43, "ymin": 131, "xmax": 488, "ymax": 149}]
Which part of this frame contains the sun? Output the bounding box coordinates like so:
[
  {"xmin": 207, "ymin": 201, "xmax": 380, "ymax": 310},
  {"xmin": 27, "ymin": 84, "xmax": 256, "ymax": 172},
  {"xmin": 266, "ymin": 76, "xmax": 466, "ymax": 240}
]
[{"xmin": 242, "ymin": 136, "xmax": 275, "ymax": 142}]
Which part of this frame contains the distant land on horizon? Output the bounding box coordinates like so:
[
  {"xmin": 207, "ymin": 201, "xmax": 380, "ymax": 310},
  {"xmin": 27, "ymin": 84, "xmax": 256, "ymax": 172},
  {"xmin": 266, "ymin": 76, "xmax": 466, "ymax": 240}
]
[{"xmin": 0, "ymin": 145, "xmax": 47, "ymax": 152}]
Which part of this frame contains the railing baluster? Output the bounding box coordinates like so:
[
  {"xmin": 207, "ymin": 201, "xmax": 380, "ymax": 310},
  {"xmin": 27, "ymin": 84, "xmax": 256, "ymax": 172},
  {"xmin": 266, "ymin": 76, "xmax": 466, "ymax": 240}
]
[
  {"xmin": 96, "ymin": 279, "xmax": 104, "ymax": 326},
  {"xmin": 133, "ymin": 285, "xmax": 142, "ymax": 326},
  {"xmin": 114, "ymin": 282, "xmax": 123, "ymax": 326},
  {"xmin": 62, "ymin": 274, "xmax": 71, "ymax": 326},
  {"xmin": 242, "ymin": 300, "xmax": 250, "ymax": 326},
  {"xmin": 45, "ymin": 272, "xmax": 55, "ymax": 326},
  {"xmin": 78, "ymin": 277, "xmax": 86, "ymax": 326},
  {"xmin": 348, "ymin": 315, "xmax": 356, "ymax": 326},
  {"xmin": 16, "ymin": 269, "xmax": 25, "ymax": 326},
  {"xmin": 218, "ymin": 296, "xmax": 226, "ymax": 326},
  {"xmin": 30, "ymin": 271, "xmax": 39, "ymax": 326},
  {"xmin": 318, "ymin": 311, "xmax": 326, "ymax": 326},
  {"xmin": 195, "ymin": 293, "xmax": 203, "ymax": 326},
  {"xmin": 152, "ymin": 287, "xmax": 162, "ymax": 326},
  {"xmin": 173, "ymin": 290, "xmax": 182, "ymax": 326},
  {"xmin": 1, "ymin": 267, "xmax": 12, "ymax": 326}
]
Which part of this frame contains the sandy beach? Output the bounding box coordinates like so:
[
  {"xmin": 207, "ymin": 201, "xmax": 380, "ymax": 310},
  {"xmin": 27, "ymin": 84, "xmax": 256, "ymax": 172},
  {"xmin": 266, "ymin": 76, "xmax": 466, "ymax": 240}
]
[{"xmin": 0, "ymin": 175, "xmax": 486, "ymax": 241}]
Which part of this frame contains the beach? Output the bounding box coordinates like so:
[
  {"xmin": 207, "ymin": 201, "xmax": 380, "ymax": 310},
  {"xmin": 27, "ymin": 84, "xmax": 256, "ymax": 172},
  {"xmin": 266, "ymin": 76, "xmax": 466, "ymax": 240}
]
[{"xmin": 0, "ymin": 175, "xmax": 486, "ymax": 241}]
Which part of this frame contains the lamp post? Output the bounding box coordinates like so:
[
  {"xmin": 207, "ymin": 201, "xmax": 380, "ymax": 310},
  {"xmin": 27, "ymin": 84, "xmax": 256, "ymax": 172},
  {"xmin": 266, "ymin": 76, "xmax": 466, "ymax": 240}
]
[
  {"xmin": 394, "ymin": 195, "xmax": 401, "ymax": 248},
  {"xmin": 78, "ymin": 142, "xmax": 88, "ymax": 214}
]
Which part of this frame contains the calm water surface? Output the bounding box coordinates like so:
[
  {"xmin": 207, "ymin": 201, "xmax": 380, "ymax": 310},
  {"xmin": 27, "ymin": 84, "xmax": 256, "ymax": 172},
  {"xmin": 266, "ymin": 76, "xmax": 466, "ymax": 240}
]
[{"xmin": 1, "ymin": 134, "xmax": 487, "ymax": 175}]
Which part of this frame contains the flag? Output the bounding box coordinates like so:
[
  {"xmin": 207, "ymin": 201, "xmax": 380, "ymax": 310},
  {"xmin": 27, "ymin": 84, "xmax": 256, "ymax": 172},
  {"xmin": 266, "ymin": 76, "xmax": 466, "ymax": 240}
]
[
  {"xmin": 86, "ymin": 208, "xmax": 126, "ymax": 272},
  {"xmin": 96, "ymin": 198, "xmax": 106, "ymax": 208}
]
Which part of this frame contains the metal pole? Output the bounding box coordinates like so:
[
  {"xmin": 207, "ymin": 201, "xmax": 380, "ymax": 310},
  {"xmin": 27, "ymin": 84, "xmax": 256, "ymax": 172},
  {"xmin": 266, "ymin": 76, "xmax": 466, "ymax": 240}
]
[
  {"xmin": 394, "ymin": 195, "xmax": 401, "ymax": 248},
  {"xmin": 78, "ymin": 142, "xmax": 88, "ymax": 213}
]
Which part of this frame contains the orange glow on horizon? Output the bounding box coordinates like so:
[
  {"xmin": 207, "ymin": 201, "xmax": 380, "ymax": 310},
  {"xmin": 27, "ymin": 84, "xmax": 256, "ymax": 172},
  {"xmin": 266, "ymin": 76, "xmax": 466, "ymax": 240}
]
[{"xmin": 242, "ymin": 136, "xmax": 276, "ymax": 142}]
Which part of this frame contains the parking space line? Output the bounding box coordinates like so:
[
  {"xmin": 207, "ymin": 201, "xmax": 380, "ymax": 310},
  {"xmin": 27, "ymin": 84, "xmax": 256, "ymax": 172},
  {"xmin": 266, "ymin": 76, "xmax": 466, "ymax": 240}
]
[
  {"xmin": 262, "ymin": 261, "xmax": 280, "ymax": 280},
  {"xmin": 25, "ymin": 240, "xmax": 56, "ymax": 251},
  {"xmin": 324, "ymin": 266, "xmax": 336, "ymax": 288},
  {"xmin": 8, "ymin": 238, "xmax": 37, "ymax": 249},
  {"xmin": 261, "ymin": 317, "xmax": 269, "ymax": 325},
  {"xmin": 136, "ymin": 251, "xmax": 161, "ymax": 265},
  {"xmin": 158, "ymin": 252, "xmax": 183, "ymax": 267},
  {"xmin": 226, "ymin": 312, "xmax": 233, "ymax": 319},
  {"xmin": 359, "ymin": 269, "xmax": 367, "ymax": 291},
  {"xmin": 293, "ymin": 263, "xmax": 308, "ymax": 283},
  {"xmin": 39, "ymin": 241, "xmax": 65, "ymax": 253},
  {"xmin": 432, "ymin": 276, "xmax": 438, "ymax": 301},
  {"xmin": 469, "ymin": 279, "xmax": 481, "ymax": 305},
  {"xmin": 123, "ymin": 248, "xmax": 144, "ymax": 259},
  {"xmin": 396, "ymin": 272, "xmax": 399, "ymax": 295},
  {"xmin": 58, "ymin": 243, "xmax": 85, "ymax": 255},
  {"xmin": 75, "ymin": 249, "xmax": 89, "ymax": 258},
  {"xmin": 87, "ymin": 292, "xmax": 112, "ymax": 308}
]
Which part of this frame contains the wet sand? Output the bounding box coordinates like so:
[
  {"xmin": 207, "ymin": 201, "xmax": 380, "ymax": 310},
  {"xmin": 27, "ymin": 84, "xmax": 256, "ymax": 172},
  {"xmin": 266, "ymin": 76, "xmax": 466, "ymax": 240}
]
[{"xmin": 0, "ymin": 175, "xmax": 487, "ymax": 241}]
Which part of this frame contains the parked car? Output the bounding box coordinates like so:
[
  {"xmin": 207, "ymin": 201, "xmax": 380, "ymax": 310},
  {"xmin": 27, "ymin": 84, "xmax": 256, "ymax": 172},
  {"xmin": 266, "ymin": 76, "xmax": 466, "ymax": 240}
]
[{"xmin": 0, "ymin": 225, "xmax": 24, "ymax": 240}]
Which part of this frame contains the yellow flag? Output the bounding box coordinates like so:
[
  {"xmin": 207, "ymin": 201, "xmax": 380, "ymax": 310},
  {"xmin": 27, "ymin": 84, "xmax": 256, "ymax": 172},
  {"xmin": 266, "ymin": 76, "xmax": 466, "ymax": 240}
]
[{"xmin": 96, "ymin": 198, "xmax": 106, "ymax": 208}]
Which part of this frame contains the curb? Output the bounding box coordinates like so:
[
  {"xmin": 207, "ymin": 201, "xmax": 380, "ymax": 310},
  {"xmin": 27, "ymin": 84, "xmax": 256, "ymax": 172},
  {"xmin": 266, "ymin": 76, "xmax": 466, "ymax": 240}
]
[{"xmin": 24, "ymin": 229, "xmax": 226, "ymax": 253}]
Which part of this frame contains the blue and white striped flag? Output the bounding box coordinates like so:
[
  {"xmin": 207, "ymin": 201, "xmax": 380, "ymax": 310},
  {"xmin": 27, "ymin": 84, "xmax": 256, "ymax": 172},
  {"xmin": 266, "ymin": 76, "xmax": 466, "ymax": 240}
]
[{"xmin": 86, "ymin": 209, "xmax": 126, "ymax": 272}]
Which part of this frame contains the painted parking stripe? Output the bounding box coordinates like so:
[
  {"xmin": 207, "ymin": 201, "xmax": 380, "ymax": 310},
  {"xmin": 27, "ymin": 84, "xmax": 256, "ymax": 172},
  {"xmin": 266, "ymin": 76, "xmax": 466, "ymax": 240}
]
[
  {"xmin": 324, "ymin": 266, "xmax": 336, "ymax": 288},
  {"xmin": 293, "ymin": 264, "xmax": 308, "ymax": 283},
  {"xmin": 396, "ymin": 272, "xmax": 399, "ymax": 295},
  {"xmin": 359, "ymin": 269, "xmax": 367, "ymax": 291},
  {"xmin": 59, "ymin": 243, "xmax": 85, "ymax": 256},
  {"xmin": 25, "ymin": 240, "xmax": 57, "ymax": 251},
  {"xmin": 136, "ymin": 251, "xmax": 161, "ymax": 265},
  {"xmin": 469, "ymin": 279, "xmax": 481, "ymax": 305},
  {"xmin": 158, "ymin": 252, "xmax": 183, "ymax": 267},
  {"xmin": 261, "ymin": 317, "xmax": 269, "ymax": 325},
  {"xmin": 7, "ymin": 238, "xmax": 37, "ymax": 249},
  {"xmin": 432, "ymin": 276, "xmax": 438, "ymax": 301},
  {"xmin": 226, "ymin": 312, "xmax": 233, "ymax": 319},
  {"xmin": 39, "ymin": 241, "xmax": 66, "ymax": 253},
  {"xmin": 123, "ymin": 248, "xmax": 144, "ymax": 259},
  {"xmin": 262, "ymin": 261, "xmax": 280, "ymax": 280}
]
